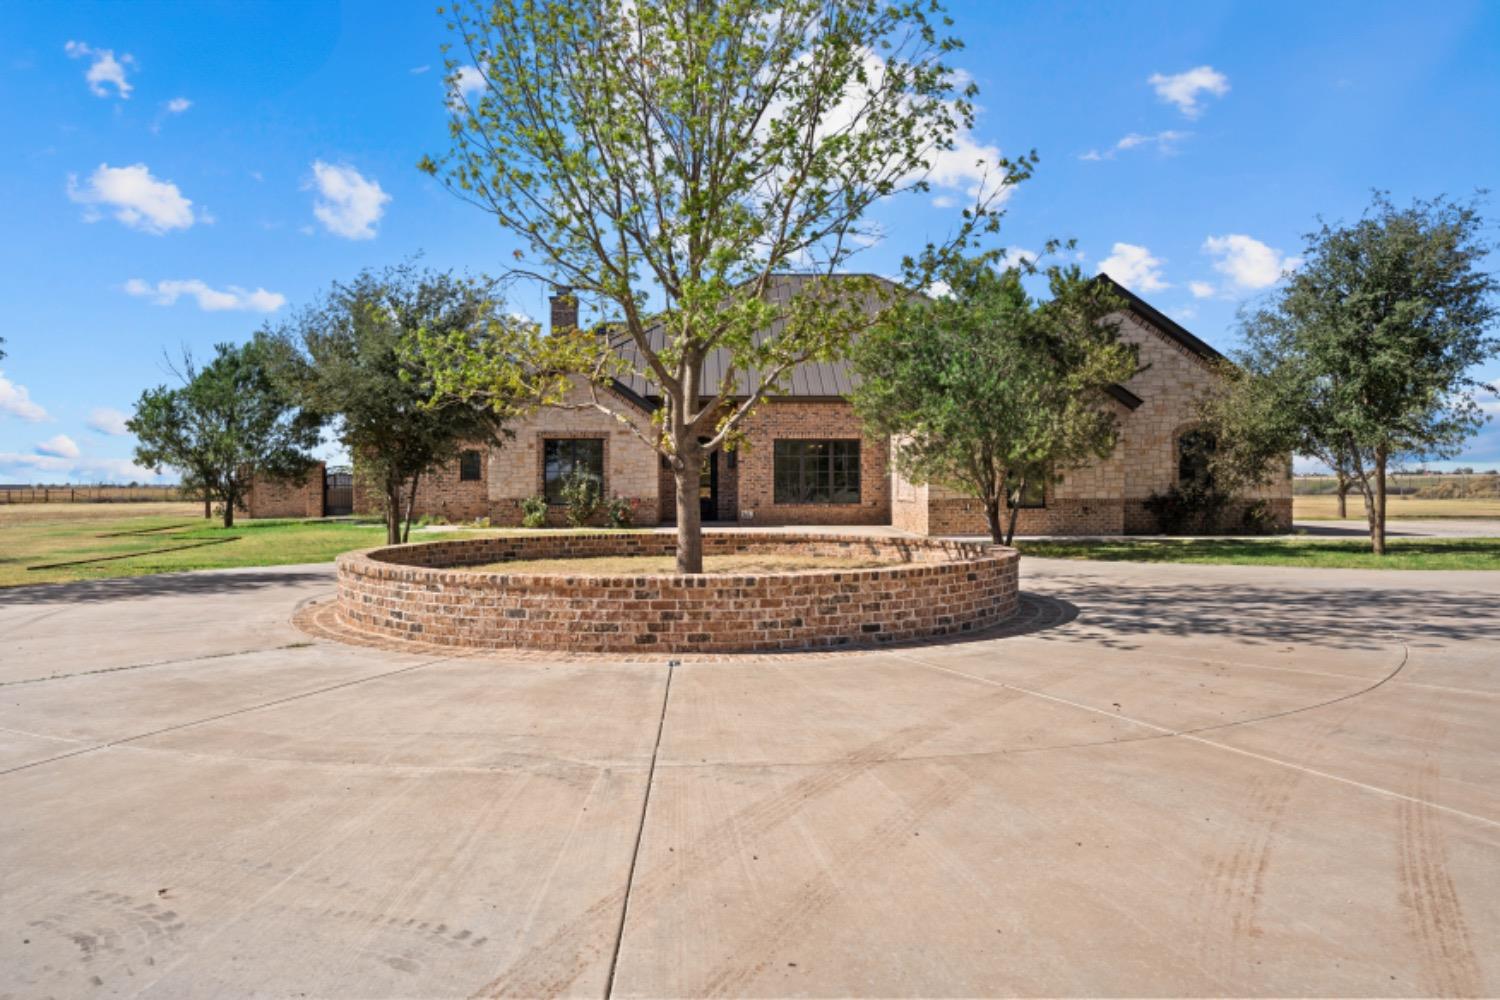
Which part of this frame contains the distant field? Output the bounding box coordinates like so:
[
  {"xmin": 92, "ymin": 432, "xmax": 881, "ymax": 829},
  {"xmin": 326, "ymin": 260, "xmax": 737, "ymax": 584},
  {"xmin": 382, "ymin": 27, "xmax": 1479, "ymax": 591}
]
[
  {"xmin": 0, "ymin": 485, "xmax": 185, "ymax": 504},
  {"xmin": 0, "ymin": 501, "xmax": 204, "ymax": 526},
  {"xmin": 1294, "ymin": 495, "xmax": 1500, "ymax": 520}
]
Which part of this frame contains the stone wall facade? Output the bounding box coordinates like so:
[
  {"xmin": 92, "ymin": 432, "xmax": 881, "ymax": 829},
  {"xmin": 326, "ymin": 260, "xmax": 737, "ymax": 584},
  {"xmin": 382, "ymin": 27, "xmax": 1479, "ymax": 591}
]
[
  {"xmin": 887, "ymin": 311, "xmax": 1293, "ymax": 536},
  {"xmin": 262, "ymin": 303, "xmax": 1293, "ymax": 536},
  {"xmin": 335, "ymin": 532, "xmax": 1019, "ymax": 654},
  {"xmin": 486, "ymin": 379, "xmax": 662, "ymax": 527},
  {"xmin": 732, "ymin": 400, "xmax": 890, "ymax": 526},
  {"xmin": 245, "ymin": 463, "xmax": 324, "ymax": 519}
]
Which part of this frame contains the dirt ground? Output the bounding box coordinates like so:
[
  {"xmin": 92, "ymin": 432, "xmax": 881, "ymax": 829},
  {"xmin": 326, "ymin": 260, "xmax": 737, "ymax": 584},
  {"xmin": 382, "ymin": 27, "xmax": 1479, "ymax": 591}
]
[{"xmin": 461, "ymin": 551, "xmax": 896, "ymax": 575}]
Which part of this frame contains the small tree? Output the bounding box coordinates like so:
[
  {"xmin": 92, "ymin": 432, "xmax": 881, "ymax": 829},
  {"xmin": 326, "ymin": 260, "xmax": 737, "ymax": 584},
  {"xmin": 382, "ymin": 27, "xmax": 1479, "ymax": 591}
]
[
  {"xmin": 129, "ymin": 342, "xmax": 319, "ymax": 527},
  {"xmin": 261, "ymin": 264, "xmax": 567, "ymax": 545},
  {"xmin": 422, "ymin": 0, "xmax": 1026, "ymax": 571},
  {"xmin": 851, "ymin": 259, "xmax": 1137, "ymax": 544},
  {"xmin": 1206, "ymin": 194, "xmax": 1499, "ymax": 554}
]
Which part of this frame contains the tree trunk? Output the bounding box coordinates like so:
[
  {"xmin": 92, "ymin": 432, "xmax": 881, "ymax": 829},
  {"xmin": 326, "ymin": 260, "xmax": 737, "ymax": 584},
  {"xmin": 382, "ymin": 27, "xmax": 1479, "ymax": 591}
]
[
  {"xmin": 673, "ymin": 450, "xmax": 703, "ymax": 574},
  {"xmin": 203, "ymin": 494, "xmax": 212, "ymax": 520},
  {"xmin": 1002, "ymin": 476, "xmax": 1026, "ymax": 546},
  {"xmin": 222, "ymin": 490, "xmax": 235, "ymax": 528},
  {"xmin": 1335, "ymin": 474, "xmax": 1349, "ymax": 519},
  {"xmin": 402, "ymin": 472, "xmax": 420, "ymax": 544},
  {"xmin": 982, "ymin": 494, "xmax": 1004, "ymax": 545},
  {"xmin": 1373, "ymin": 447, "xmax": 1388, "ymax": 556},
  {"xmin": 385, "ymin": 480, "xmax": 402, "ymax": 545}
]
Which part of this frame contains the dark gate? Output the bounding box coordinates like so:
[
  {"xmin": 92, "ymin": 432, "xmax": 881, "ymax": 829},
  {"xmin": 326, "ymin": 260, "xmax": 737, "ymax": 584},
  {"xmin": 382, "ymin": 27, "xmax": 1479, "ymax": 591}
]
[{"xmin": 324, "ymin": 467, "xmax": 354, "ymax": 516}]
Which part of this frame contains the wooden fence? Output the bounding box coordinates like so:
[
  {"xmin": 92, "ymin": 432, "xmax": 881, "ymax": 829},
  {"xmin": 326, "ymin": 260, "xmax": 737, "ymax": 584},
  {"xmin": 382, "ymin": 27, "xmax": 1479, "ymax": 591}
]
[{"xmin": 0, "ymin": 485, "xmax": 187, "ymax": 504}]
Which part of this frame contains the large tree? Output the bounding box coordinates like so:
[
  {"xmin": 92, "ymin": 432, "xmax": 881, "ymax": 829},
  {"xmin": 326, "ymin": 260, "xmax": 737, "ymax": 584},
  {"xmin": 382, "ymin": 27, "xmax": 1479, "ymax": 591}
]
[
  {"xmin": 421, "ymin": 0, "xmax": 1026, "ymax": 572},
  {"xmin": 129, "ymin": 342, "xmax": 319, "ymax": 527},
  {"xmin": 850, "ymin": 258, "xmax": 1137, "ymax": 545},
  {"xmin": 1205, "ymin": 194, "xmax": 1498, "ymax": 554},
  {"xmin": 260, "ymin": 264, "xmax": 569, "ymax": 545}
]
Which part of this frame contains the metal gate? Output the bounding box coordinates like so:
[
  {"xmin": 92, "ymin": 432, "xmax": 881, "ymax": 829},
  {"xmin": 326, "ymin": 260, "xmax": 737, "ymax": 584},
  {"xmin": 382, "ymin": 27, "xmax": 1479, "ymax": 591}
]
[{"xmin": 324, "ymin": 467, "xmax": 354, "ymax": 516}]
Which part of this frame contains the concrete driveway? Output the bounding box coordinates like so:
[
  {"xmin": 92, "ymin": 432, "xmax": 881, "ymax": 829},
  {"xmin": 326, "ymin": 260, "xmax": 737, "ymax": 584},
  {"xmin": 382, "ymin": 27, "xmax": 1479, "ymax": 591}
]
[{"xmin": 1, "ymin": 559, "xmax": 1497, "ymax": 998}]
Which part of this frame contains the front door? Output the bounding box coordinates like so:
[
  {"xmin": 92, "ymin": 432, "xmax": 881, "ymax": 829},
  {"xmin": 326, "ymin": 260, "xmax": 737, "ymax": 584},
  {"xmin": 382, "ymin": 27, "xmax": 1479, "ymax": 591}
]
[{"xmin": 699, "ymin": 450, "xmax": 719, "ymax": 523}]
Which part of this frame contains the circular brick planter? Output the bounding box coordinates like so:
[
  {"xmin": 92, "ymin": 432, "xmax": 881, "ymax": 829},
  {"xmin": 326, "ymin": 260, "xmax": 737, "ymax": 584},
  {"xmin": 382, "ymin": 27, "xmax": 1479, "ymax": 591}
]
[{"xmin": 334, "ymin": 532, "xmax": 1019, "ymax": 655}]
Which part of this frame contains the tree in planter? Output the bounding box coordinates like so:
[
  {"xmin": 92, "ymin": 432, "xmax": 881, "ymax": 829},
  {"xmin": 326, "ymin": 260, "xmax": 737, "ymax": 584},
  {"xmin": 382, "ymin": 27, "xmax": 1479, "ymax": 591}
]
[
  {"xmin": 260, "ymin": 264, "xmax": 571, "ymax": 545},
  {"xmin": 420, "ymin": 0, "xmax": 1028, "ymax": 572},
  {"xmin": 850, "ymin": 258, "xmax": 1137, "ymax": 545},
  {"xmin": 1201, "ymin": 193, "xmax": 1499, "ymax": 554},
  {"xmin": 129, "ymin": 342, "xmax": 319, "ymax": 528}
]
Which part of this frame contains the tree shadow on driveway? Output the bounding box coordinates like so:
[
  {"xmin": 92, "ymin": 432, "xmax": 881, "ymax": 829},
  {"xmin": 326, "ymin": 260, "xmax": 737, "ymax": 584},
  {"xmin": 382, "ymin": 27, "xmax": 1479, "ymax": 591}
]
[
  {"xmin": 0, "ymin": 565, "xmax": 335, "ymax": 608},
  {"xmin": 1031, "ymin": 578, "xmax": 1500, "ymax": 652}
]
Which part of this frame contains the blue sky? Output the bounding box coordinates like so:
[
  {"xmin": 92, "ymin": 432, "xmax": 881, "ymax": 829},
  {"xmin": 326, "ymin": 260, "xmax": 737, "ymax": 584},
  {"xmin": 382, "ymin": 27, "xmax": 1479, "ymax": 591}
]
[{"xmin": 1, "ymin": 0, "xmax": 1497, "ymax": 482}]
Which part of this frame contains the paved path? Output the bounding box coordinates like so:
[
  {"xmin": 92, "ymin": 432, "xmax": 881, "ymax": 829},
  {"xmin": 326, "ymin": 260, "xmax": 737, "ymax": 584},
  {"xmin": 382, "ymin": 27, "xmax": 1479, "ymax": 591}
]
[
  {"xmin": 1297, "ymin": 517, "xmax": 1500, "ymax": 538},
  {"xmin": 1, "ymin": 559, "xmax": 1497, "ymax": 997}
]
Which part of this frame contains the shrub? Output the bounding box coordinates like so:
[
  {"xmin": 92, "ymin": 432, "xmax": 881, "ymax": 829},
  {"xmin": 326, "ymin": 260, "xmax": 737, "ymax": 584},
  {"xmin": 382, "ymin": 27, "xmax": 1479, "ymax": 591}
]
[
  {"xmin": 1240, "ymin": 499, "xmax": 1281, "ymax": 535},
  {"xmin": 559, "ymin": 472, "xmax": 602, "ymax": 528},
  {"xmin": 519, "ymin": 495, "xmax": 548, "ymax": 529},
  {"xmin": 606, "ymin": 495, "xmax": 635, "ymax": 529},
  {"xmin": 1144, "ymin": 483, "xmax": 1230, "ymax": 534}
]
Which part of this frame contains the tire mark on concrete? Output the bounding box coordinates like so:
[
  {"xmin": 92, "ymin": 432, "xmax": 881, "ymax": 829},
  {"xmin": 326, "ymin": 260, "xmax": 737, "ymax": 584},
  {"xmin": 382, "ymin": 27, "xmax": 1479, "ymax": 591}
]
[
  {"xmin": 696, "ymin": 767, "xmax": 966, "ymax": 997},
  {"xmin": 1398, "ymin": 713, "xmax": 1483, "ymax": 997},
  {"xmin": 468, "ymin": 685, "xmax": 1028, "ymax": 998}
]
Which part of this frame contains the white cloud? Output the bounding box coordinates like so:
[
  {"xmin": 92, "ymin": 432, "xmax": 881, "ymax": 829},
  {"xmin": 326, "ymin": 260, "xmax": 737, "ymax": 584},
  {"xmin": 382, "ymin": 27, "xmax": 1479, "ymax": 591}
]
[
  {"xmin": 124, "ymin": 278, "xmax": 286, "ymax": 312},
  {"xmin": 1148, "ymin": 66, "xmax": 1229, "ymax": 118},
  {"xmin": 165, "ymin": 96, "xmax": 192, "ymax": 114},
  {"xmin": 1189, "ymin": 280, "xmax": 1216, "ymax": 299},
  {"xmin": 64, "ymin": 40, "xmax": 134, "ymax": 99},
  {"xmin": 0, "ymin": 371, "xmax": 49, "ymax": 422},
  {"xmin": 450, "ymin": 64, "xmax": 486, "ymax": 104},
  {"xmin": 1172, "ymin": 306, "xmax": 1198, "ymax": 322},
  {"xmin": 308, "ymin": 161, "xmax": 390, "ymax": 240},
  {"xmin": 410, "ymin": 65, "xmax": 431, "ymax": 75},
  {"xmin": 1202, "ymin": 234, "xmax": 1301, "ymax": 290},
  {"xmin": 923, "ymin": 127, "xmax": 1007, "ymax": 201},
  {"xmin": 1097, "ymin": 242, "xmax": 1170, "ymax": 293},
  {"xmin": 925, "ymin": 280, "xmax": 952, "ymax": 299},
  {"xmin": 88, "ymin": 407, "xmax": 131, "ymax": 436},
  {"xmin": 36, "ymin": 434, "xmax": 80, "ymax": 459},
  {"xmin": 67, "ymin": 163, "xmax": 197, "ymax": 234},
  {"xmin": 1000, "ymin": 246, "xmax": 1039, "ymax": 269},
  {"xmin": 1080, "ymin": 130, "xmax": 1190, "ymax": 161},
  {"xmin": 931, "ymin": 194, "xmax": 957, "ymax": 209}
]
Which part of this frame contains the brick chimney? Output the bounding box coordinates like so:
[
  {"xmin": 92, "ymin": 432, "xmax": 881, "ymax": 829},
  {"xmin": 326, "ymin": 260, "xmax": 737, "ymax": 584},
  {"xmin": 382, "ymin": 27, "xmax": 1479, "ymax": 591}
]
[{"xmin": 548, "ymin": 286, "xmax": 578, "ymax": 335}]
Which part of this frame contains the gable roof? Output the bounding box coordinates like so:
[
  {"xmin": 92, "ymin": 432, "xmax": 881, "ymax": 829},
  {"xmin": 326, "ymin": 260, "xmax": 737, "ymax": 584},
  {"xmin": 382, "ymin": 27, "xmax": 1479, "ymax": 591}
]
[
  {"xmin": 600, "ymin": 272, "xmax": 1218, "ymax": 407},
  {"xmin": 1094, "ymin": 273, "xmax": 1226, "ymax": 364}
]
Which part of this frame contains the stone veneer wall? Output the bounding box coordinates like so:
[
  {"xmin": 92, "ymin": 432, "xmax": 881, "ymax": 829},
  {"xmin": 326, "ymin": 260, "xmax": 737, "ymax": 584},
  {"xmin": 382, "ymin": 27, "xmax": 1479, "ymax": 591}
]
[
  {"xmin": 485, "ymin": 379, "xmax": 662, "ymax": 527},
  {"xmin": 245, "ymin": 463, "xmax": 324, "ymax": 519},
  {"xmin": 335, "ymin": 532, "xmax": 1018, "ymax": 654},
  {"xmin": 732, "ymin": 400, "xmax": 890, "ymax": 526}
]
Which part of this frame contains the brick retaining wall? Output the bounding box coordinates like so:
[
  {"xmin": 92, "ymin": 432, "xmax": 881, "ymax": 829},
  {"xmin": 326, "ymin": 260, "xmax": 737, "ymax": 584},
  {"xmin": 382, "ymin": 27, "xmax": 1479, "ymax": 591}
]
[{"xmin": 335, "ymin": 532, "xmax": 1019, "ymax": 654}]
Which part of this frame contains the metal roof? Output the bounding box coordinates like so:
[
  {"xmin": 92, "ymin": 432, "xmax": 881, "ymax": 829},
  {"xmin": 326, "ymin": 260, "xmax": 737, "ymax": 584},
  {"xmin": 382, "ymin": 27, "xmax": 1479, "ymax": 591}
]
[{"xmin": 600, "ymin": 272, "xmax": 1216, "ymax": 409}]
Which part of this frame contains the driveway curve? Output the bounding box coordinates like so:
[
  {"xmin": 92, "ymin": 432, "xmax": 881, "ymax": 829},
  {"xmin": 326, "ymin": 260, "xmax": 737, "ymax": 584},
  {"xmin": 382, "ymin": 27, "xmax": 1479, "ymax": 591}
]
[{"xmin": 1, "ymin": 558, "xmax": 1496, "ymax": 997}]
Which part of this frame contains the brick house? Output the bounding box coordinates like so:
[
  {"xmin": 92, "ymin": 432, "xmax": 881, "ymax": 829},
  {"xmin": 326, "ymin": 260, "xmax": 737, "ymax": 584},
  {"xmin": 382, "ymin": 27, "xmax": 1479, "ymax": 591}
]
[{"xmin": 250, "ymin": 274, "xmax": 1290, "ymax": 534}]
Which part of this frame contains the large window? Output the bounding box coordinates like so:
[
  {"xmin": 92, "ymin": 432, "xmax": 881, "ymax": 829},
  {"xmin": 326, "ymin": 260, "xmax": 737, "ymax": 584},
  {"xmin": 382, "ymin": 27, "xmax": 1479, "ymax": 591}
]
[
  {"xmin": 458, "ymin": 449, "xmax": 482, "ymax": 482},
  {"xmin": 773, "ymin": 439, "xmax": 861, "ymax": 504},
  {"xmin": 543, "ymin": 438, "xmax": 604, "ymax": 503}
]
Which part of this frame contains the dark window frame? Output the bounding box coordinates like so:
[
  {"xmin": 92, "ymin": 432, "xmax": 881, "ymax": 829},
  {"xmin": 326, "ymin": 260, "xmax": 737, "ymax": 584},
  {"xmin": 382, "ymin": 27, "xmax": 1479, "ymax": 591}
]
[
  {"xmin": 773, "ymin": 439, "xmax": 861, "ymax": 505},
  {"xmin": 542, "ymin": 437, "xmax": 605, "ymax": 504},
  {"xmin": 458, "ymin": 449, "xmax": 483, "ymax": 482}
]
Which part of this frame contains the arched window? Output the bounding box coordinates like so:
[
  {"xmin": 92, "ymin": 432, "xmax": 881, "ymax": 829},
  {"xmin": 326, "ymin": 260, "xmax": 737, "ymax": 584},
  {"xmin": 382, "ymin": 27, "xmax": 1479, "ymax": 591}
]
[{"xmin": 1177, "ymin": 429, "xmax": 1217, "ymax": 490}]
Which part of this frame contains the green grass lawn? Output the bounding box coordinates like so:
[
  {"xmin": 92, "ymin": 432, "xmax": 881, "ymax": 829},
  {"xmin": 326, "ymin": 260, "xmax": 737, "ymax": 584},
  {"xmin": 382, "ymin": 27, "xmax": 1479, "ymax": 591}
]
[
  {"xmin": 0, "ymin": 505, "xmax": 412, "ymax": 587},
  {"xmin": 1017, "ymin": 536, "xmax": 1500, "ymax": 570}
]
